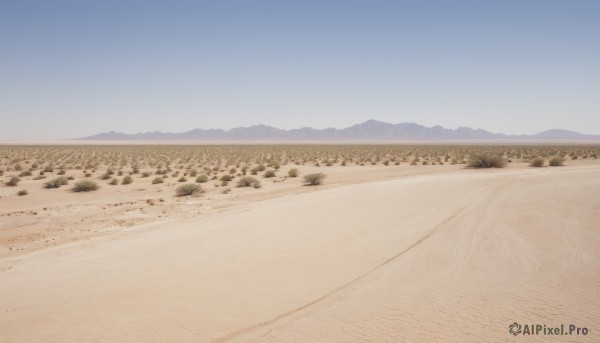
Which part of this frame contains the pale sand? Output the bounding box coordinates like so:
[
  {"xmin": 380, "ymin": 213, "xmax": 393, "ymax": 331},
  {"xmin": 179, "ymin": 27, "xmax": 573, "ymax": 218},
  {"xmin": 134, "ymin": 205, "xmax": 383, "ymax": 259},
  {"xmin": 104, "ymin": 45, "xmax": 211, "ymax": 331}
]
[{"xmin": 1, "ymin": 164, "xmax": 599, "ymax": 342}]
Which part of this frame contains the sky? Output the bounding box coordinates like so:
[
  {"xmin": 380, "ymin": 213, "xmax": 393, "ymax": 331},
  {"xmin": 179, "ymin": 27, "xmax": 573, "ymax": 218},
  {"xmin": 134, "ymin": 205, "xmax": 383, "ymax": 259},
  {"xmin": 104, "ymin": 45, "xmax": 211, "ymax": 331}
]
[{"xmin": 1, "ymin": 0, "xmax": 599, "ymax": 140}]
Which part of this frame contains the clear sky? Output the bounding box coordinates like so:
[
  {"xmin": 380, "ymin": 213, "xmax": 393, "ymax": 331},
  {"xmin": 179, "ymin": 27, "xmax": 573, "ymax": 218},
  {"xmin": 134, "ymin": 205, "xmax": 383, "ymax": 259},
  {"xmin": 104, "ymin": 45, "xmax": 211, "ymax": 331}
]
[{"xmin": 1, "ymin": 0, "xmax": 599, "ymax": 139}]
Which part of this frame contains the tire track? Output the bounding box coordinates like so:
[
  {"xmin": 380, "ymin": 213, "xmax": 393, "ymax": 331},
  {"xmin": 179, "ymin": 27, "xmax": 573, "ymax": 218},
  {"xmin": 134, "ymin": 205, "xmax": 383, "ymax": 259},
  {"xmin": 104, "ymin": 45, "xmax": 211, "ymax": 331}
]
[{"xmin": 214, "ymin": 200, "xmax": 475, "ymax": 343}]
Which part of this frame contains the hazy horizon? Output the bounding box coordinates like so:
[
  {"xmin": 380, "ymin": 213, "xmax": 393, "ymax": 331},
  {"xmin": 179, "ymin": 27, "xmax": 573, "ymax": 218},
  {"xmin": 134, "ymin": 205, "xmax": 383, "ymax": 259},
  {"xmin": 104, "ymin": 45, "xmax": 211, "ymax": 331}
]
[{"xmin": 1, "ymin": 0, "xmax": 599, "ymax": 139}]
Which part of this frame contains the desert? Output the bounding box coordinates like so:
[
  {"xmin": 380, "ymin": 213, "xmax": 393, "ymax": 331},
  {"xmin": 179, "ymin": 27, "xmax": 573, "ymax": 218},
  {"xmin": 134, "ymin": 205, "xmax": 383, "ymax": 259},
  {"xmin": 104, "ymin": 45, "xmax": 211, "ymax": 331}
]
[
  {"xmin": 1, "ymin": 144, "xmax": 599, "ymax": 342},
  {"xmin": 3, "ymin": 0, "xmax": 600, "ymax": 341}
]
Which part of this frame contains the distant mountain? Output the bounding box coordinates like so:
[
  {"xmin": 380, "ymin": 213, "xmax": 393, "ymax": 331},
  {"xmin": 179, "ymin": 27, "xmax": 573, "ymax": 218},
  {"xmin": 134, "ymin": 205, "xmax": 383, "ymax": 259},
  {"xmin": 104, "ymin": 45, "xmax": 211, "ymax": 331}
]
[{"xmin": 79, "ymin": 120, "xmax": 600, "ymax": 141}]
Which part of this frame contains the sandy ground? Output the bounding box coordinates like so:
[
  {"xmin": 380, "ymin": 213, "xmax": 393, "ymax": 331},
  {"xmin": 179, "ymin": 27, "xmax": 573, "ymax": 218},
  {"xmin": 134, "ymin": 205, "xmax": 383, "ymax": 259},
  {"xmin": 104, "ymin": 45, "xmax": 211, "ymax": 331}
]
[{"xmin": 1, "ymin": 163, "xmax": 599, "ymax": 342}]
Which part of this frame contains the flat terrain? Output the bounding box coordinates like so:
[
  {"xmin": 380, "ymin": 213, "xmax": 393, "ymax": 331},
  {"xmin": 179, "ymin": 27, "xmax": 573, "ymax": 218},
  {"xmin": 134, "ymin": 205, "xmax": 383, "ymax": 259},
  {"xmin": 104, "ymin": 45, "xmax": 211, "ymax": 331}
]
[{"xmin": 1, "ymin": 146, "xmax": 599, "ymax": 342}]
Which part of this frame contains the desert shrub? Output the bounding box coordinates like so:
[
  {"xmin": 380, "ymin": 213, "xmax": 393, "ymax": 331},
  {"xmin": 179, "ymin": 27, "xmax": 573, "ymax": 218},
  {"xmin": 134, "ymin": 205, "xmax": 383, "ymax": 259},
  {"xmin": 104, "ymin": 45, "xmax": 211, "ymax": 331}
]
[
  {"xmin": 196, "ymin": 174, "xmax": 209, "ymax": 183},
  {"xmin": 229, "ymin": 168, "xmax": 237, "ymax": 174},
  {"xmin": 109, "ymin": 178, "xmax": 118, "ymax": 185},
  {"xmin": 122, "ymin": 176, "xmax": 133, "ymax": 185},
  {"xmin": 288, "ymin": 168, "xmax": 299, "ymax": 177},
  {"xmin": 178, "ymin": 176, "xmax": 187, "ymax": 182},
  {"xmin": 237, "ymin": 176, "xmax": 261, "ymax": 188},
  {"xmin": 44, "ymin": 176, "xmax": 69, "ymax": 189},
  {"xmin": 549, "ymin": 157, "xmax": 565, "ymax": 166},
  {"xmin": 176, "ymin": 183, "xmax": 201, "ymax": 196},
  {"xmin": 221, "ymin": 180, "xmax": 229, "ymax": 186},
  {"xmin": 43, "ymin": 165, "xmax": 54, "ymax": 173},
  {"xmin": 17, "ymin": 189, "xmax": 28, "ymax": 196},
  {"xmin": 530, "ymin": 158, "xmax": 545, "ymax": 167},
  {"xmin": 220, "ymin": 174, "xmax": 232, "ymax": 182},
  {"xmin": 100, "ymin": 173, "xmax": 111, "ymax": 180},
  {"xmin": 152, "ymin": 177, "xmax": 164, "ymax": 184},
  {"xmin": 142, "ymin": 172, "xmax": 151, "ymax": 177},
  {"xmin": 57, "ymin": 170, "xmax": 66, "ymax": 175},
  {"xmin": 6, "ymin": 176, "xmax": 20, "ymax": 186},
  {"xmin": 264, "ymin": 170, "xmax": 276, "ymax": 178},
  {"xmin": 19, "ymin": 171, "xmax": 32, "ymax": 177},
  {"xmin": 303, "ymin": 173, "xmax": 325, "ymax": 185},
  {"xmin": 467, "ymin": 154, "xmax": 506, "ymax": 169},
  {"xmin": 73, "ymin": 180, "xmax": 99, "ymax": 192}
]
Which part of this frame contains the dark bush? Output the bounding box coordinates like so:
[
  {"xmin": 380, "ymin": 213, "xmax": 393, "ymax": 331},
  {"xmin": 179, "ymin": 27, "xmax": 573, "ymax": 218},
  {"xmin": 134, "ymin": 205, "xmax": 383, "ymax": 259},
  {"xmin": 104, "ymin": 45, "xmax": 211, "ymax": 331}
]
[{"xmin": 467, "ymin": 155, "xmax": 506, "ymax": 169}]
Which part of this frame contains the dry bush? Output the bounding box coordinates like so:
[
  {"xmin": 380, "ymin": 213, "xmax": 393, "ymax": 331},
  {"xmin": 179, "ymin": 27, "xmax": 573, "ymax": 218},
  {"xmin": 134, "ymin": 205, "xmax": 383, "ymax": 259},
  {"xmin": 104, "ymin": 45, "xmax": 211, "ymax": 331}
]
[
  {"xmin": 45, "ymin": 176, "xmax": 69, "ymax": 189},
  {"xmin": 73, "ymin": 180, "xmax": 99, "ymax": 192},
  {"xmin": 467, "ymin": 155, "xmax": 506, "ymax": 168},
  {"xmin": 264, "ymin": 170, "xmax": 276, "ymax": 178},
  {"xmin": 288, "ymin": 168, "xmax": 299, "ymax": 177},
  {"xmin": 530, "ymin": 158, "xmax": 545, "ymax": 167},
  {"xmin": 122, "ymin": 176, "xmax": 133, "ymax": 184},
  {"xmin": 237, "ymin": 176, "xmax": 261, "ymax": 188},
  {"xmin": 176, "ymin": 183, "xmax": 201, "ymax": 196},
  {"xmin": 6, "ymin": 176, "xmax": 20, "ymax": 186},
  {"xmin": 549, "ymin": 157, "xmax": 565, "ymax": 166},
  {"xmin": 303, "ymin": 173, "xmax": 325, "ymax": 185},
  {"xmin": 152, "ymin": 177, "xmax": 164, "ymax": 184},
  {"xmin": 196, "ymin": 174, "xmax": 209, "ymax": 183},
  {"xmin": 17, "ymin": 189, "xmax": 28, "ymax": 196}
]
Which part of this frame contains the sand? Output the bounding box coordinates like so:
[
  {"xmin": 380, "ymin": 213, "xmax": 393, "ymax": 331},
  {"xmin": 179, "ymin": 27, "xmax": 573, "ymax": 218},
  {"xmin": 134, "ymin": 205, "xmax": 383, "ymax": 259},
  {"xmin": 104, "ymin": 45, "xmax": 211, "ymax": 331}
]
[{"xmin": 1, "ymin": 163, "xmax": 599, "ymax": 342}]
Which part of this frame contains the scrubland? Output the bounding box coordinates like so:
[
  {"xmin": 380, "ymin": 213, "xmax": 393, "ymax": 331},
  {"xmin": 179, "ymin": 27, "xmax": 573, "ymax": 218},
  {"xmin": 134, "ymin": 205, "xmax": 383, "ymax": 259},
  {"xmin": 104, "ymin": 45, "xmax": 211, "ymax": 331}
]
[{"xmin": 1, "ymin": 144, "xmax": 599, "ymax": 342}]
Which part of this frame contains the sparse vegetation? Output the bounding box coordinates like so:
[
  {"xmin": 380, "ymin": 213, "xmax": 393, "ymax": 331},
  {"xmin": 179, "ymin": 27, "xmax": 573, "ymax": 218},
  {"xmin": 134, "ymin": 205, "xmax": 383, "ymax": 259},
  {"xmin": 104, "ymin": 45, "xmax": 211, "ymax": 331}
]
[
  {"xmin": 122, "ymin": 176, "xmax": 133, "ymax": 185},
  {"xmin": 303, "ymin": 173, "xmax": 325, "ymax": 185},
  {"xmin": 73, "ymin": 180, "xmax": 99, "ymax": 192},
  {"xmin": 0, "ymin": 145, "xmax": 597, "ymax": 200},
  {"xmin": 17, "ymin": 189, "xmax": 28, "ymax": 196},
  {"xmin": 176, "ymin": 183, "xmax": 201, "ymax": 196}
]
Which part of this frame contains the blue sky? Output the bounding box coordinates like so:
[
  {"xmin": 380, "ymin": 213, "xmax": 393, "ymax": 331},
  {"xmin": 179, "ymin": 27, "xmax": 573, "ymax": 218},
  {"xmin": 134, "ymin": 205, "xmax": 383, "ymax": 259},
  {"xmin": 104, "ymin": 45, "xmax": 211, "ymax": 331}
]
[{"xmin": 1, "ymin": 0, "xmax": 599, "ymax": 139}]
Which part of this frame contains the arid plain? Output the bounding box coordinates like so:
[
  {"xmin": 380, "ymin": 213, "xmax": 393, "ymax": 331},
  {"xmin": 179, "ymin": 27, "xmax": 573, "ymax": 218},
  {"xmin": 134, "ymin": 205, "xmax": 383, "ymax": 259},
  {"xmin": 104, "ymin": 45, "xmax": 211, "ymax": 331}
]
[{"xmin": 1, "ymin": 144, "xmax": 599, "ymax": 342}]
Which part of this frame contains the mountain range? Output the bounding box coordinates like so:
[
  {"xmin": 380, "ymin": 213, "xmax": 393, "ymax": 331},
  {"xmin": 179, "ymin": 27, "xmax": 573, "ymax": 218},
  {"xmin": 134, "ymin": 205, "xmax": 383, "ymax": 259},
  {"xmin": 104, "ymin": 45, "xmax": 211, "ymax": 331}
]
[{"xmin": 79, "ymin": 120, "xmax": 599, "ymax": 141}]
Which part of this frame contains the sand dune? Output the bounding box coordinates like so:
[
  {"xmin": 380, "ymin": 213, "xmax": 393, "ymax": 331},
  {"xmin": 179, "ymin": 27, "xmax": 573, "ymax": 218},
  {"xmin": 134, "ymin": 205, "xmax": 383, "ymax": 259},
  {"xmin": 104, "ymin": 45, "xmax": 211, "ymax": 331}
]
[{"xmin": 1, "ymin": 165, "xmax": 599, "ymax": 342}]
